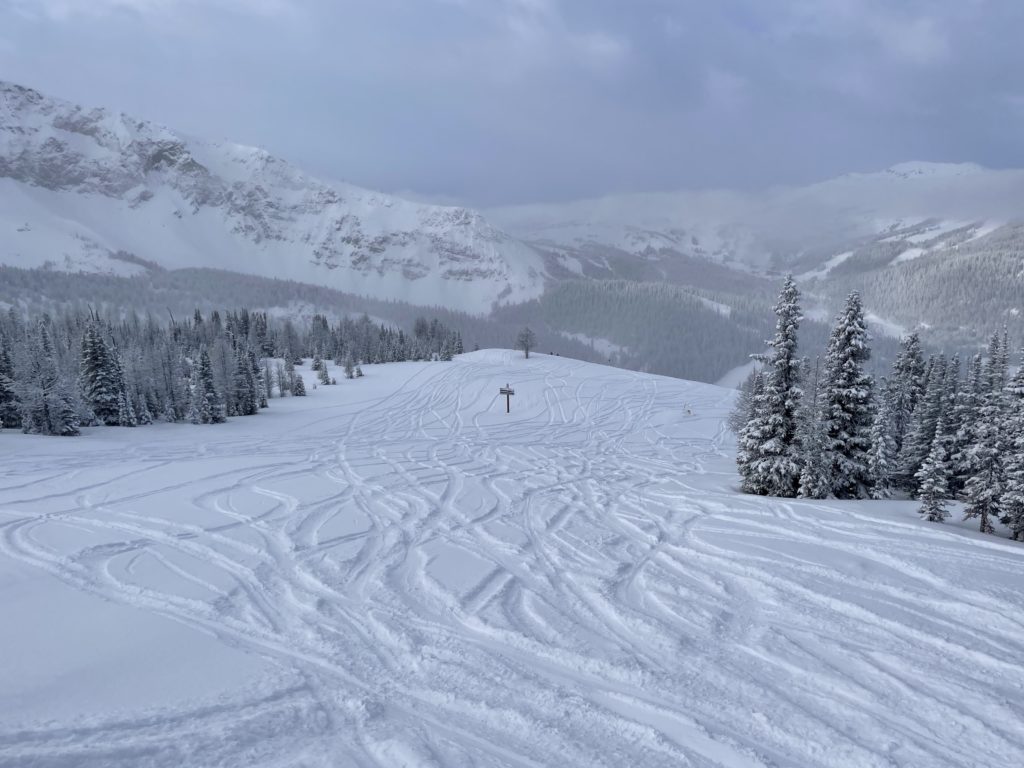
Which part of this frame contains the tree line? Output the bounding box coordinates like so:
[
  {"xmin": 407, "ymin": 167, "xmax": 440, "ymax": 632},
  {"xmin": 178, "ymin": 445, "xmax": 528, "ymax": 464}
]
[
  {"xmin": 0, "ymin": 307, "xmax": 463, "ymax": 436},
  {"xmin": 734, "ymin": 277, "xmax": 1024, "ymax": 540}
]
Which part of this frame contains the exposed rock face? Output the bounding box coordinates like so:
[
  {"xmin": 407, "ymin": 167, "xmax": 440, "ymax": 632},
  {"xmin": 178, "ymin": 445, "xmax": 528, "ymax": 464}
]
[{"xmin": 0, "ymin": 81, "xmax": 544, "ymax": 314}]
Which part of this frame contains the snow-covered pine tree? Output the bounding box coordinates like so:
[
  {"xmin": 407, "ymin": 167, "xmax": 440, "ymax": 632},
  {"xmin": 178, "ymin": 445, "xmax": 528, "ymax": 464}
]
[
  {"xmin": 961, "ymin": 332, "xmax": 1014, "ymax": 533},
  {"xmin": 80, "ymin": 322, "xmax": 123, "ymax": 426},
  {"xmin": 250, "ymin": 350, "xmax": 268, "ymax": 407},
  {"xmin": 916, "ymin": 412, "xmax": 952, "ymax": 523},
  {"xmin": 998, "ymin": 353, "xmax": 1024, "ymax": 538},
  {"xmin": 963, "ymin": 457, "xmax": 1002, "ymax": 535},
  {"xmin": 1003, "ymin": 443, "xmax": 1024, "ymax": 541},
  {"xmin": 283, "ymin": 356, "xmax": 297, "ymax": 393},
  {"xmin": 317, "ymin": 359, "xmax": 331, "ymax": 385},
  {"xmin": 898, "ymin": 355, "xmax": 947, "ymax": 495},
  {"xmin": 49, "ymin": 379, "xmax": 81, "ymax": 437},
  {"xmin": 343, "ymin": 353, "xmax": 355, "ymax": 380},
  {"xmin": 355, "ymin": 364, "xmax": 363, "ymax": 378},
  {"xmin": 794, "ymin": 356, "xmax": 830, "ymax": 499},
  {"xmin": 292, "ymin": 371, "xmax": 307, "ymax": 397},
  {"xmin": 199, "ymin": 347, "xmax": 226, "ymax": 423},
  {"xmin": 819, "ymin": 292, "xmax": 873, "ymax": 498},
  {"xmin": 886, "ymin": 333, "xmax": 926, "ymax": 455},
  {"xmin": 117, "ymin": 389, "xmax": 138, "ymax": 427},
  {"xmin": 949, "ymin": 353, "xmax": 985, "ymax": 494},
  {"xmin": 0, "ymin": 334, "xmax": 19, "ymax": 429},
  {"xmin": 988, "ymin": 327, "xmax": 1010, "ymax": 393},
  {"xmin": 868, "ymin": 385, "xmax": 899, "ymax": 499},
  {"xmin": 18, "ymin": 321, "xmax": 80, "ymax": 436},
  {"xmin": 941, "ymin": 354, "xmax": 963, "ymax": 460},
  {"xmin": 736, "ymin": 276, "xmax": 804, "ymax": 497},
  {"xmin": 186, "ymin": 365, "xmax": 206, "ymax": 425},
  {"xmin": 233, "ymin": 346, "xmax": 259, "ymax": 416},
  {"xmin": 263, "ymin": 360, "xmax": 274, "ymax": 400},
  {"xmin": 728, "ymin": 367, "xmax": 763, "ymax": 435}
]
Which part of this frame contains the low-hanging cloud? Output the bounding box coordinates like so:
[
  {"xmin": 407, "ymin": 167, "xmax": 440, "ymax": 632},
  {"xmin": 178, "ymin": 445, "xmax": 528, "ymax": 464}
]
[{"xmin": 1, "ymin": 0, "xmax": 1022, "ymax": 206}]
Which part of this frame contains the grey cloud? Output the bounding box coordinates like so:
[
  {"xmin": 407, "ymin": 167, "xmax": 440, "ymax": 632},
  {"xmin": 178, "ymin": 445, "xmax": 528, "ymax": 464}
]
[{"xmin": 1, "ymin": 0, "xmax": 1022, "ymax": 205}]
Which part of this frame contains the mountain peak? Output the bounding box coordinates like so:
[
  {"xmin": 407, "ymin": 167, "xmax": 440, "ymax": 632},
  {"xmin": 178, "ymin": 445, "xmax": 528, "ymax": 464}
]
[{"xmin": 0, "ymin": 80, "xmax": 545, "ymax": 314}]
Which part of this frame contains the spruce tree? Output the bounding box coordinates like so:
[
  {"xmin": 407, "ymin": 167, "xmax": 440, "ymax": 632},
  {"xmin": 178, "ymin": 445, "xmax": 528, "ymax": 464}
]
[
  {"xmin": 898, "ymin": 355, "xmax": 947, "ymax": 495},
  {"xmin": 962, "ymin": 336, "xmax": 1010, "ymax": 534},
  {"xmin": 80, "ymin": 322, "xmax": 123, "ymax": 426},
  {"xmin": 186, "ymin": 365, "xmax": 206, "ymax": 424},
  {"xmin": 999, "ymin": 355, "xmax": 1024, "ymax": 539},
  {"xmin": 0, "ymin": 335, "xmax": 19, "ymax": 429},
  {"xmin": 198, "ymin": 348, "xmax": 226, "ymax": 423},
  {"xmin": 292, "ymin": 372, "xmax": 307, "ymax": 397},
  {"xmin": 916, "ymin": 415, "xmax": 951, "ymax": 523},
  {"xmin": 797, "ymin": 415, "xmax": 830, "ymax": 500},
  {"xmin": 117, "ymin": 390, "xmax": 138, "ymax": 427},
  {"xmin": 728, "ymin": 367, "xmax": 762, "ymax": 435},
  {"xmin": 250, "ymin": 350, "xmax": 268, "ymax": 407},
  {"xmin": 18, "ymin": 321, "xmax": 79, "ymax": 436},
  {"xmin": 50, "ymin": 380, "xmax": 81, "ymax": 437},
  {"xmin": 868, "ymin": 389, "xmax": 899, "ymax": 499},
  {"xmin": 736, "ymin": 276, "xmax": 804, "ymax": 497},
  {"xmin": 796, "ymin": 356, "xmax": 830, "ymax": 499},
  {"xmin": 887, "ymin": 333, "xmax": 926, "ymax": 454},
  {"xmin": 263, "ymin": 360, "xmax": 274, "ymax": 400},
  {"xmin": 233, "ymin": 346, "xmax": 258, "ymax": 416},
  {"xmin": 949, "ymin": 354, "xmax": 985, "ymax": 494},
  {"xmin": 819, "ymin": 292, "xmax": 873, "ymax": 498}
]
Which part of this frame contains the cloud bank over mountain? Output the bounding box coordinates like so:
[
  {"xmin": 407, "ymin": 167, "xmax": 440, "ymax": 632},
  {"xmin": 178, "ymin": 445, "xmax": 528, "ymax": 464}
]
[{"xmin": 3, "ymin": 0, "xmax": 1023, "ymax": 205}]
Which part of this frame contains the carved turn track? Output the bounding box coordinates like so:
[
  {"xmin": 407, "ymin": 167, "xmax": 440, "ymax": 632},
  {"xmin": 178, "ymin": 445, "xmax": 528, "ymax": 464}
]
[{"xmin": 1, "ymin": 351, "xmax": 1022, "ymax": 767}]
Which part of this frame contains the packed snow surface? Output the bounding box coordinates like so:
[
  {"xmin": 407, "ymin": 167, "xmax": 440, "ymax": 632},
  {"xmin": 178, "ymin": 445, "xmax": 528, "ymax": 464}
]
[{"xmin": 2, "ymin": 351, "xmax": 1023, "ymax": 767}]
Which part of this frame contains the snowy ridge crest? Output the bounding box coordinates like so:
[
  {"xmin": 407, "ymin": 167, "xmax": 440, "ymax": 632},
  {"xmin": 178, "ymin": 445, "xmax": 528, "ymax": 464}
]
[{"xmin": 0, "ymin": 81, "xmax": 544, "ymax": 314}]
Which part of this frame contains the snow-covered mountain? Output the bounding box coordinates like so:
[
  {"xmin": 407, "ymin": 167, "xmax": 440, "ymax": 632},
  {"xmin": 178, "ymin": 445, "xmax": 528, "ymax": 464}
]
[
  {"xmin": 3, "ymin": 79, "xmax": 1020, "ymax": 351},
  {"xmin": 489, "ymin": 161, "xmax": 1024, "ymax": 276},
  {"xmin": 0, "ymin": 82, "xmax": 545, "ymax": 315}
]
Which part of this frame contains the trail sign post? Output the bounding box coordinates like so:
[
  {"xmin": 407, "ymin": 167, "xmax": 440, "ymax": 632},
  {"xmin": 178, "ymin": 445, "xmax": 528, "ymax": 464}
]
[{"xmin": 500, "ymin": 383, "xmax": 515, "ymax": 414}]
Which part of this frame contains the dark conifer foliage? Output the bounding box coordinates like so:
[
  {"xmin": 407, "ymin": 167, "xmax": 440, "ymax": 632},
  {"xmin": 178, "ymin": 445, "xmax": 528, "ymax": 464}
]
[
  {"xmin": 737, "ymin": 280, "xmax": 1024, "ymax": 542},
  {"xmin": 0, "ymin": 307, "xmax": 463, "ymax": 436},
  {"xmin": 737, "ymin": 276, "xmax": 804, "ymax": 497},
  {"xmin": 819, "ymin": 292, "xmax": 874, "ymax": 499},
  {"xmin": 0, "ymin": 333, "xmax": 19, "ymax": 429}
]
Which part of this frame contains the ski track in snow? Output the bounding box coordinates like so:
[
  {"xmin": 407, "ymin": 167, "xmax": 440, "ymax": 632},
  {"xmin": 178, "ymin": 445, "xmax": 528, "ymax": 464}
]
[{"xmin": 1, "ymin": 351, "xmax": 1023, "ymax": 767}]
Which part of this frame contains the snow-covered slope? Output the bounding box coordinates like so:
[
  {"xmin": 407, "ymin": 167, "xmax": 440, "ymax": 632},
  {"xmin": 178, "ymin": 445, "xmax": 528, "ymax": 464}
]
[
  {"xmin": 2, "ymin": 352, "xmax": 1022, "ymax": 766},
  {"xmin": 0, "ymin": 82, "xmax": 545, "ymax": 314},
  {"xmin": 489, "ymin": 161, "xmax": 1024, "ymax": 273}
]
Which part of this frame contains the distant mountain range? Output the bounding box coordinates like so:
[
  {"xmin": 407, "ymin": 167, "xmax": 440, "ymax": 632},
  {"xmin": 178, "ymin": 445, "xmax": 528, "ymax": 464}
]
[
  {"xmin": 2, "ymin": 79, "xmax": 1022, "ymax": 369},
  {"xmin": 490, "ymin": 160, "xmax": 1023, "ymax": 277}
]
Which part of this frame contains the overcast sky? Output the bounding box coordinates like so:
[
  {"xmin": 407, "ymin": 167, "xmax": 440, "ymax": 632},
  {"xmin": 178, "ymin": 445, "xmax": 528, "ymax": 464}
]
[{"xmin": 2, "ymin": 0, "xmax": 1023, "ymax": 206}]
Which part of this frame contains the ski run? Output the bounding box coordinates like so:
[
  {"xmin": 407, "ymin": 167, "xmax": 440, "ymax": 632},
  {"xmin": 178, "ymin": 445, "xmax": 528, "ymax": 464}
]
[{"xmin": 1, "ymin": 350, "xmax": 1023, "ymax": 767}]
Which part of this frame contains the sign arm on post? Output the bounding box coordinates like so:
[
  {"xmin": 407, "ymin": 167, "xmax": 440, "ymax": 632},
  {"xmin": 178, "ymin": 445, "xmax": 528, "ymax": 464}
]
[{"xmin": 499, "ymin": 383, "xmax": 515, "ymax": 413}]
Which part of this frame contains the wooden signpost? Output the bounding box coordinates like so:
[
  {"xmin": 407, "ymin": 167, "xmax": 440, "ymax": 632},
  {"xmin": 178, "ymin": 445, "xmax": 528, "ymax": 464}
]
[{"xmin": 500, "ymin": 383, "xmax": 515, "ymax": 413}]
